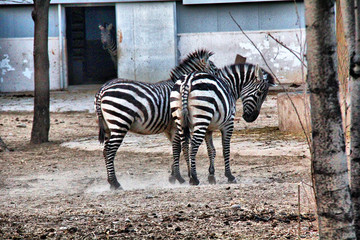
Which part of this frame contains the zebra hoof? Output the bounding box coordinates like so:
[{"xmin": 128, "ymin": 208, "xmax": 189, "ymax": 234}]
[
  {"xmin": 110, "ymin": 181, "xmax": 123, "ymax": 190},
  {"xmin": 169, "ymin": 175, "xmax": 176, "ymax": 184},
  {"xmin": 169, "ymin": 175, "xmax": 185, "ymax": 184},
  {"xmin": 189, "ymin": 178, "xmax": 200, "ymax": 186},
  {"xmin": 177, "ymin": 176, "xmax": 186, "ymax": 184},
  {"xmin": 208, "ymin": 175, "xmax": 216, "ymax": 184},
  {"xmin": 227, "ymin": 177, "xmax": 237, "ymax": 184}
]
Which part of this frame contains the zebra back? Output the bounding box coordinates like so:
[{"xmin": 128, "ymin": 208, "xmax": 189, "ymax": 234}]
[{"xmin": 94, "ymin": 49, "xmax": 218, "ymax": 142}]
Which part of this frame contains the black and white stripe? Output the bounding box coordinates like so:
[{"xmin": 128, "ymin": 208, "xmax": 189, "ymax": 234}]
[
  {"xmin": 94, "ymin": 49, "xmax": 217, "ymax": 189},
  {"xmin": 170, "ymin": 63, "xmax": 275, "ymax": 185},
  {"xmin": 99, "ymin": 23, "xmax": 117, "ymax": 69}
]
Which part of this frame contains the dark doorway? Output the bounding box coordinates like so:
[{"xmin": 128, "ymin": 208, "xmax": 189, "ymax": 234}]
[{"xmin": 66, "ymin": 6, "xmax": 116, "ymax": 85}]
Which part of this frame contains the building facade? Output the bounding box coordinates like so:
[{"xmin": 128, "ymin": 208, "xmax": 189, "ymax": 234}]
[{"xmin": 0, "ymin": 0, "xmax": 305, "ymax": 92}]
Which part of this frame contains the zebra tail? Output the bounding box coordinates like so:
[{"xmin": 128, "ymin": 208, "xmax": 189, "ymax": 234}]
[
  {"xmin": 181, "ymin": 81, "xmax": 191, "ymax": 141},
  {"xmin": 94, "ymin": 92, "xmax": 107, "ymax": 144}
]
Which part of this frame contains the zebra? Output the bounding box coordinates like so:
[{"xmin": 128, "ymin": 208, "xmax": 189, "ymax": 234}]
[
  {"xmin": 99, "ymin": 23, "xmax": 117, "ymax": 69},
  {"xmin": 94, "ymin": 49, "xmax": 218, "ymax": 190},
  {"xmin": 170, "ymin": 63, "xmax": 276, "ymax": 185}
]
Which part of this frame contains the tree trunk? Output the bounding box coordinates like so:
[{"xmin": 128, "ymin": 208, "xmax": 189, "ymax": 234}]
[
  {"xmin": 30, "ymin": 0, "xmax": 50, "ymax": 144},
  {"xmin": 350, "ymin": 0, "xmax": 360, "ymax": 237},
  {"xmin": 304, "ymin": 0, "xmax": 355, "ymax": 238}
]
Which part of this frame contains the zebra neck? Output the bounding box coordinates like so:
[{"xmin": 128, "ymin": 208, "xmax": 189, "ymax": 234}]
[{"xmin": 217, "ymin": 69, "xmax": 241, "ymax": 100}]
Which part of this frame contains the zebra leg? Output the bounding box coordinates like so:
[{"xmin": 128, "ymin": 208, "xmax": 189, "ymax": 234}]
[
  {"xmin": 189, "ymin": 130, "xmax": 206, "ymax": 185},
  {"xmin": 168, "ymin": 131, "xmax": 186, "ymax": 184},
  {"xmin": 103, "ymin": 133, "xmax": 126, "ymax": 190},
  {"xmin": 205, "ymin": 131, "xmax": 216, "ymax": 184},
  {"xmin": 221, "ymin": 122, "xmax": 237, "ymax": 183},
  {"xmin": 182, "ymin": 135, "xmax": 190, "ymax": 178}
]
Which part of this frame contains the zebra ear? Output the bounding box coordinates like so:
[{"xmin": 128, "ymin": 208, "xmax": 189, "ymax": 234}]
[
  {"xmin": 107, "ymin": 23, "xmax": 113, "ymax": 31},
  {"xmin": 255, "ymin": 64, "xmax": 263, "ymax": 82},
  {"xmin": 99, "ymin": 25, "xmax": 104, "ymax": 30}
]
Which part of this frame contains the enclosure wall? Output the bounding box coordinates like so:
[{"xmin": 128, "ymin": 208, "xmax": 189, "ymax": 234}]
[{"xmin": 115, "ymin": 2, "xmax": 177, "ymax": 83}]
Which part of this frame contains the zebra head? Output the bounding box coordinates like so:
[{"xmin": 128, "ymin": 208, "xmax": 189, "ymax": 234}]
[
  {"xmin": 99, "ymin": 23, "xmax": 115, "ymax": 50},
  {"xmin": 241, "ymin": 64, "xmax": 275, "ymax": 123},
  {"xmin": 169, "ymin": 49, "xmax": 218, "ymax": 82}
]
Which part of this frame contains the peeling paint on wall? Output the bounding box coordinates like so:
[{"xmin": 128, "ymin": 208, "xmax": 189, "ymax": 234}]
[
  {"xmin": 178, "ymin": 29, "xmax": 306, "ymax": 84},
  {"xmin": 22, "ymin": 67, "xmax": 32, "ymax": 79},
  {"xmin": 0, "ymin": 38, "xmax": 61, "ymax": 92},
  {"xmin": 1, "ymin": 54, "xmax": 15, "ymax": 84},
  {"xmin": 1, "ymin": 54, "xmax": 15, "ymax": 76},
  {"xmin": 21, "ymin": 53, "xmax": 32, "ymax": 79}
]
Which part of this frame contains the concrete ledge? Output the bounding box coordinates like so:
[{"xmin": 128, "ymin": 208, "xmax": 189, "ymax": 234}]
[{"xmin": 277, "ymin": 92, "xmax": 311, "ymax": 133}]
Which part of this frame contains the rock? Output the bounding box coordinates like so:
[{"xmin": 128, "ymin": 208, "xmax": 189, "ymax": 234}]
[
  {"xmin": 146, "ymin": 194, "xmax": 154, "ymax": 199},
  {"xmin": 231, "ymin": 204, "xmax": 241, "ymax": 210}
]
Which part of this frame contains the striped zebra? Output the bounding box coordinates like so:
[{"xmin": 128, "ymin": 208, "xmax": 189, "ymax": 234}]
[
  {"xmin": 170, "ymin": 63, "xmax": 275, "ymax": 185},
  {"xmin": 94, "ymin": 49, "xmax": 218, "ymax": 190},
  {"xmin": 99, "ymin": 23, "xmax": 117, "ymax": 69}
]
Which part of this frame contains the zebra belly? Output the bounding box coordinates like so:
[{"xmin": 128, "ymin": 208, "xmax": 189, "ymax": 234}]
[{"xmin": 129, "ymin": 118, "xmax": 171, "ymax": 135}]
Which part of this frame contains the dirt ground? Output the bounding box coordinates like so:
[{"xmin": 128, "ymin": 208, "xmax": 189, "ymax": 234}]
[{"xmin": 0, "ymin": 91, "xmax": 318, "ymax": 239}]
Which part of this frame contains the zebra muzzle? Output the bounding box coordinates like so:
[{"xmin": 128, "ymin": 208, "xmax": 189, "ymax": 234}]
[{"xmin": 242, "ymin": 110, "xmax": 259, "ymax": 123}]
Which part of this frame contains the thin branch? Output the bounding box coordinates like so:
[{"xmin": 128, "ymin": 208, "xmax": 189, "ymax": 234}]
[
  {"xmin": 229, "ymin": 12, "xmax": 278, "ymax": 83},
  {"xmin": 229, "ymin": 12, "xmax": 312, "ymax": 153},
  {"xmin": 267, "ymin": 33, "xmax": 307, "ymax": 68}
]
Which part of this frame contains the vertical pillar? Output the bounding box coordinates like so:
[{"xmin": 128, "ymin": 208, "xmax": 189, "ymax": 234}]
[{"xmin": 116, "ymin": 2, "xmax": 176, "ymax": 82}]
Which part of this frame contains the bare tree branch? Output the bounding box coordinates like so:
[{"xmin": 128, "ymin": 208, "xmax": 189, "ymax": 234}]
[
  {"xmin": 229, "ymin": 12, "xmax": 278, "ymax": 82},
  {"xmin": 267, "ymin": 33, "xmax": 307, "ymax": 68},
  {"xmin": 229, "ymin": 12, "xmax": 312, "ymax": 154}
]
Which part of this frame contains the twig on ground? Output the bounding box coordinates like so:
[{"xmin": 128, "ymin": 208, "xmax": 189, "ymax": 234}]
[{"xmin": 0, "ymin": 137, "xmax": 9, "ymax": 152}]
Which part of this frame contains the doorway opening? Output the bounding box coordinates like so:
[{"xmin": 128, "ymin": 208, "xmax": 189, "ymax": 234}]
[{"xmin": 66, "ymin": 6, "xmax": 116, "ymax": 85}]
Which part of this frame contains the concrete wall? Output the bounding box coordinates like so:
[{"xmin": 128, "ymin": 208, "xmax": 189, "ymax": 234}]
[
  {"xmin": 176, "ymin": 2, "xmax": 305, "ymax": 33},
  {"xmin": 0, "ymin": 5, "xmax": 59, "ymax": 38},
  {"xmin": 277, "ymin": 92, "xmax": 311, "ymax": 133},
  {"xmin": 0, "ymin": 38, "xmax": 61, "ymax": 92},
  {"xmin": 0, "ymin": 1, "xmax": 306, "ymax": 92},
  {"xmin": 0, "ymin": 5, "xmax": 62, "ymax": 93},
  {"xmin": 178, "ymin": 29, "xmax": 306, "ymax": 84},
  {"xmin": 116, "ymin": 2, "xmax": 177, "ymax": 83}
]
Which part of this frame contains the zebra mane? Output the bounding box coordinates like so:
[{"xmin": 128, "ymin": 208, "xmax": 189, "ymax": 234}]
[
  {"xmin": 220, "ymin": 63, "xmax": 275, "ymax": 85},
  {"xmin": 169, "ymin": 49, "xmax": 215, "ymax": 82}
]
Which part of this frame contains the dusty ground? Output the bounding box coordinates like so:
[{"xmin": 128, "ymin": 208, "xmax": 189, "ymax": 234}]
[{"xmin": 0, "ymin": 90, "xmax": 317, "ymax": 239}]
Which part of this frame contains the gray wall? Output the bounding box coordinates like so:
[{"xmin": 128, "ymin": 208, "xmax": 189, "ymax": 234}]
[
  {"xmin": 177, "ymin": 1, "xmax": 305, "ymax": 33},
  {"xmin": 176, "ymin": 1, "xmax": 306, "ymax": 84},
  {"xmin": 0, "ymin": 5, "xmax": 61, "ymax": 92},
  {"xmin": 178, "ymin": 29, "xmax": 306, "ymax": 84},
  {"xmin": 116, "ymin": 2, "xmax": 177, "ymax": 82},
  {"xmin": 0, "ymin": 38, "xmax": 61, "ymax": 92},
  {"xmin": 0, "ymin": 1, "xmax": 306, "ymax": 92},
  {"xmin": 0, "ymin": 5, "xmax": 59, "ymax": 38}
]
